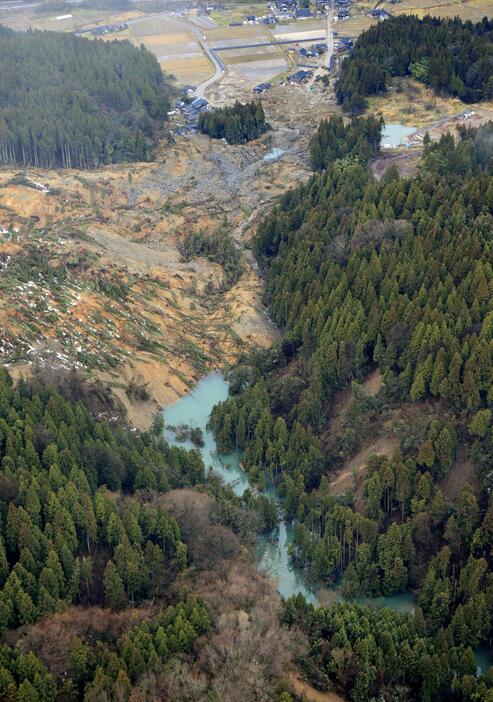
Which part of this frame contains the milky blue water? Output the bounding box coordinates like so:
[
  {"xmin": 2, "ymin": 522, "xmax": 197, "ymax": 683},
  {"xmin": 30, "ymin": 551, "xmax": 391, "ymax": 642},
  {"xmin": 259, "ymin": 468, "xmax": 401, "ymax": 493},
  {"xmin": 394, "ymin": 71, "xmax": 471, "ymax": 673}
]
[
  {"xmin": 162, "ymin": 371, "xmax": 249, "ymax": 495},
  {"xmin": 475, "ymin": 645, "xmax": 493, "ymax": 676},
  {"xmin": 263, "ymin": 146, "xmax": 286, "ymax": 161},
  {"xmin": 163, "ymin": 372, "xmax": 419, "ymax": 611},
  {"xmin": 381, "ymin": 123, "xmax": 416, "ymax": 148}
]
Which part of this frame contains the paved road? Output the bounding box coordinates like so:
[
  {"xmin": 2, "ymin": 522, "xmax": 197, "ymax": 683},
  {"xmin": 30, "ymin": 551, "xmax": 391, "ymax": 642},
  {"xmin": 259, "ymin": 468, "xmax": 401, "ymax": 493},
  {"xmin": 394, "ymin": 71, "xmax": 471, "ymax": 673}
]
[
  {"xmin": 194, "ymin": 46, "xmax": 224, "ymax": 99},
  {"xmin": 213, "ymin": 36, "xmax": 327, "ymax": 51},
  {"xmin": 178, "ymin": 17, "xmax": 224, "ymax": 99}
]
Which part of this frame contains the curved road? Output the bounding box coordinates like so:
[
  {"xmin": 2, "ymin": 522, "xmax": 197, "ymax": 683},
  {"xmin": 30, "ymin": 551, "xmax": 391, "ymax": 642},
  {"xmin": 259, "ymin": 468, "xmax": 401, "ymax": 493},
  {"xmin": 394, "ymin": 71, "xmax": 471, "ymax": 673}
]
[{"xmin": 178, "ymin": 18, "xmax": 224, "ymax": 100}]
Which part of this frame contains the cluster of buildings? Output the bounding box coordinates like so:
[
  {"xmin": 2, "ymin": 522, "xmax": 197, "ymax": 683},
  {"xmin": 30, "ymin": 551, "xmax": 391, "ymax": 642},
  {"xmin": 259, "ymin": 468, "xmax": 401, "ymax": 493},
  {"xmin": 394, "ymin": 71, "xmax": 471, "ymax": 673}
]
[
  {"xmin": 297, "ymin": 42, "xmax": 327, "ymax": 58},
  {"xmin": 171, "ymin": 96, "xmax": 209, "ymax": 133},
  {"xmin": 236, "ymin": 0, "xmax": 326, "ymax": 25},
  {"xmin": 204, "ymin": 0, "xmax": 368, "ymax": 26},
  {"xmin": 368, "ymin": 7, "xmax": 392, "ymax": 19},
  {"xmin": 181, "ymin": 97, "xmax": 209, "ymax": 123},
  {"xmin": 271, "ymin": 0, "xmax": 309, "ymax": 21},
  {"xmin": 75, "ymin": 22, "xmax": 127, "ymax": 37},
  {"xmin": 288, "ymin": 68, "xmax": 314, "ymax": 84},
  {"xmin": 334, "ymin": 37, "xmax": 353, "ymax": 52},
  {"xmin": 242, "ymin": 13, "xmax": 276, "ymax": 24}
]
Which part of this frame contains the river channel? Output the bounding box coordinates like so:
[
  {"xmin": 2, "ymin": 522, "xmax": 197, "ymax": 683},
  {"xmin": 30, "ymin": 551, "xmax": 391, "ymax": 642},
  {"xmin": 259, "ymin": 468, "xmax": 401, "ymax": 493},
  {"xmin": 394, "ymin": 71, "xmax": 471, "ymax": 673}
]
[
  {"xmin": 162, "ymin": 371, "xmax": 493, "ymax": 673},
  {"xmin": 162, "ymin": 371, "xmax": 416, "ymax": 611}
]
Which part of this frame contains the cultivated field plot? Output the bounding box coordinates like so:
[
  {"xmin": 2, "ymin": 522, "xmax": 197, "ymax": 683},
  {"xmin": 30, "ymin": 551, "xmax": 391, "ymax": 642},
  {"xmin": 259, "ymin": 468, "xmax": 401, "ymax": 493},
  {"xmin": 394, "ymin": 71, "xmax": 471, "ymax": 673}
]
[
  {"xmin": 393, "ymin": 0, "xmax": 462, "ymax": 11},
  {"xmin": 188, "ymin": 13, "xmax": 218, "ymax": 29},
  {"xmin": 221, "ymin": 47, "xmax": 282, "ymax": 62},
  {"xmin": 128, "ymin": 15, "xmax": 173, "ymax": 37},
  {"xmin": 206, "ymin": 24, "xmax": 288, "ymax": 84},
  {"xmin": 334, "ymin": 14, "xmax": 377, "ymax": 36},
  {"xmin": 0, "ymin": 7, "xmax": 142, "ymax": 32},
  {"xmin": 394, "ymin": 0, "xmax": 493, "ymax": 19},
  {"xmin": 227, "ymin": 57, "xmax": 288, "ymax": 81},
  {"xmin": 124, "ymin": 15, "xmax": 212, "ymax": 86},
  {"xmin": 205, "ymin": 24, "xmax": 273, "ymax": 47},
  {"xmin": 272, "ymin": 19, "xmax": 326, "ymax": 41},
  {"xmin": 414, "ymin": 4, "xmax": 478, "ymax": 18}
]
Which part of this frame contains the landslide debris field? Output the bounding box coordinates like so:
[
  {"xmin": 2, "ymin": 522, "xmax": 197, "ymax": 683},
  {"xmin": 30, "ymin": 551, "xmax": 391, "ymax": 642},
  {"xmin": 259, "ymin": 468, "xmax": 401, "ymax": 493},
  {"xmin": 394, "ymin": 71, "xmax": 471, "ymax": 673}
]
[{"xmin": 0, "ymin": 92, "xmax": 331, "ymax": 427}]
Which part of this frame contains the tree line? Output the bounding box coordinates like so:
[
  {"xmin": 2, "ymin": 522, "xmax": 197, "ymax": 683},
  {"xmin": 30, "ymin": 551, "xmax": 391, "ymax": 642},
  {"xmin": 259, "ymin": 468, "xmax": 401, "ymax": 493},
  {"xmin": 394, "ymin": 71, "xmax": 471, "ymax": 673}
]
[
  {"xmin": 0, "ymin": 366, "xmax": 202, "ymax": 621},
  {"xmin": 335, "ymin": 15, "xmax": 493, "ymax": 114},
  {"xmin": 0, "ymin": 26, "xmax": 171, "ymax": 169},
  {"xmin": 198, "ymin": 100, "xmax": 268, "ymax": 144}
]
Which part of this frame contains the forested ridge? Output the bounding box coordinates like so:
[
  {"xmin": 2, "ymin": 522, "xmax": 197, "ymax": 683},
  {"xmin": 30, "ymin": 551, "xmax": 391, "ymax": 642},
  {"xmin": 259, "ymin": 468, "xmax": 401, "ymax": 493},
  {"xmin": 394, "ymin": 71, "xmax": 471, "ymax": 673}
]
[
  {"xmin": 208, "ymin": 119, "xmax": 493, "ymax": 701},
  {"xmin": 335, "ymin": 15, "xmax": 493, "ymax": 113},
  {"xmin": 0, "ymin": 369, "xmax": 207, "ymax": 698},
  {"xmin": 0, "ymin": 26, "xmax": 171, "ymax": 169},
  {"xmin": 0, "ymin": 368, "xmax": 292, "ymax": 700},
  {"xmin": 198, "ymin": 100, "xmax": 268, "ymax": 144}
]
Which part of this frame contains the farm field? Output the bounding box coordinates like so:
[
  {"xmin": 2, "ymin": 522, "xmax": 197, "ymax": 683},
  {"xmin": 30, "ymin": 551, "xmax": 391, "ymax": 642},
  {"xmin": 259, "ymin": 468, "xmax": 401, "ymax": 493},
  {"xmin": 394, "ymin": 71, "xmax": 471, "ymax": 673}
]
[
  {"xmin": 1, "ymin": 0, "xmax": 492, "ymax": 90},
  {"xmin": 333, "ymin": 13, "xmax": 377, "ymax": 36},
  {"xmin": 393, "ymin": 0, "xmax": 493, "ymax": 19},
  {"xmin": 272, "ymin": 18, "xmax": 326, "ymax": 40},
  {"xmin": 205, "ymin": 23, "xmax": 273, "ymax": 45},
  {"xmin": 226, "ymin": 55, "xmax": 288, "ymax": 81},
  {"xmin": 0, "ymin": 6, "xmax": 143, "ymax": 32},
  {"xmin": 123, "ymin": 15, "xmax": 213, "ymax": 85},
  {"xmin": 206, "ymin": 23, "xmax": 288, "ymax": 85}
]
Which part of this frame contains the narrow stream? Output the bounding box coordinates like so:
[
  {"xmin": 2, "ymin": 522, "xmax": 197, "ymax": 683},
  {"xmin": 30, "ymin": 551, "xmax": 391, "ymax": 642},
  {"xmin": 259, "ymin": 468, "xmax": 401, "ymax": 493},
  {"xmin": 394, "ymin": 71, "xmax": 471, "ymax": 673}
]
[{"xmin": 162, "ymin": 371, "xmax": 414, "ymax": 609}]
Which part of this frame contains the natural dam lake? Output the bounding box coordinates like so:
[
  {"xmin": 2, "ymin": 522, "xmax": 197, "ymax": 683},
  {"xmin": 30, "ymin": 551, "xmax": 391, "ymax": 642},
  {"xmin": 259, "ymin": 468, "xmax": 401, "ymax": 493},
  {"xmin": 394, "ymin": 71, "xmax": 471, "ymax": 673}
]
[{"xmin": 162, "ymin": 371, "xmax": 414, "ymax": 610}]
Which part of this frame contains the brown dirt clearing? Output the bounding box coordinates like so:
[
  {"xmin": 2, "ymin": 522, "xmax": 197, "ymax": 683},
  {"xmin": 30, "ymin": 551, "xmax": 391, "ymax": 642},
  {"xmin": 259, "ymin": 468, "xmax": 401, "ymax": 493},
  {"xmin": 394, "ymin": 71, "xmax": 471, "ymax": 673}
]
[{"xmin": 288, "ymin": 673, "xmax": 347, "ymax": 702}]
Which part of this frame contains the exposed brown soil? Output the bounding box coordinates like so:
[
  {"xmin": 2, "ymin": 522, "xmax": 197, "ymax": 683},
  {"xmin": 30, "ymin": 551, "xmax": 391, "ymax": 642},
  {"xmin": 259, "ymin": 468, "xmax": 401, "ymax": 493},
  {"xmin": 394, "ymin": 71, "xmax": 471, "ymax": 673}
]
[
  {"xmin": 288, "ymin": 673, "xmax": 347, "ymax": 702},
  {"xmin": 442, "ymin": 444, "xmax": 479, "ymax": 498},
  {"xmin": 329, "ymin": 436, "xmax": 398, "ymax": 496},
  {"xmin": 361, "ymin": 368, "xmax": 382, "ymax": 396},
  {"xmin": 0, "ymin": 70, "xmax": 339, "ymax": 428},
  {"xmin": 322, "ymin": 369, "xmax": 382, "ymax": 456},
  {"xmin": 371, "ymin": 149, "xmax": 422, "ymax": 180}
]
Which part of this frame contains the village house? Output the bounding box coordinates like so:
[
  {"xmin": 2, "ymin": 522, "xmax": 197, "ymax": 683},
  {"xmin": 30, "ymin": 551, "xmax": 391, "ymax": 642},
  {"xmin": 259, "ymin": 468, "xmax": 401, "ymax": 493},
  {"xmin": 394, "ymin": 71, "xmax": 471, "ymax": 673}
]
[{"xmin": 295, "ymin": 7, "xmax": 313, "ymax": 18}]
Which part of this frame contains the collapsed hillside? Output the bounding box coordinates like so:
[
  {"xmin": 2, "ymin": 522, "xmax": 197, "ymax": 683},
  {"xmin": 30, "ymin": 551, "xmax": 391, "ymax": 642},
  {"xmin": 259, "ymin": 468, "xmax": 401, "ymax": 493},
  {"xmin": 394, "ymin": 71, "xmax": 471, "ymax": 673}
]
[{"xmin": 0, "ymin": 124, "xmax": 318, "ymax": 428}]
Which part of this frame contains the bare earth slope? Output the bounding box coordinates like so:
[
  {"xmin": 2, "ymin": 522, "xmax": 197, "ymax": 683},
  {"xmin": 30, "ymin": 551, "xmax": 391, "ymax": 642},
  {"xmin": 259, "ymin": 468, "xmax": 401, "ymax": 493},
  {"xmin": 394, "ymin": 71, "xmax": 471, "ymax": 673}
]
[{"xmin": 0, "ymin": 98, "xmax": 331, "ymax": 426}]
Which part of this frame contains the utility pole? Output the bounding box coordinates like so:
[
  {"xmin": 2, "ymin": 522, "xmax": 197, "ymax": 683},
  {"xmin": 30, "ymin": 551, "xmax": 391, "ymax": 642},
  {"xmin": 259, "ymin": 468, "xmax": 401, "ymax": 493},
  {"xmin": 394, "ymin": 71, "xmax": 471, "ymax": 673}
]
[{"xmin": 326, "ymin": 0, "xmax": 335, "ymax": 70}]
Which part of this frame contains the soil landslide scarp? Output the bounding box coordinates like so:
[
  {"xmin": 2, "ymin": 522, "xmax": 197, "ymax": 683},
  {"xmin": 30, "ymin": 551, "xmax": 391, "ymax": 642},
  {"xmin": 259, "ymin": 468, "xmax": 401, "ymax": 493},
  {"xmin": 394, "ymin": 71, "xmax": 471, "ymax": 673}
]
[{"xmin": 0, "ymin": 115, "xmax": 329, "ymax": 427}]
